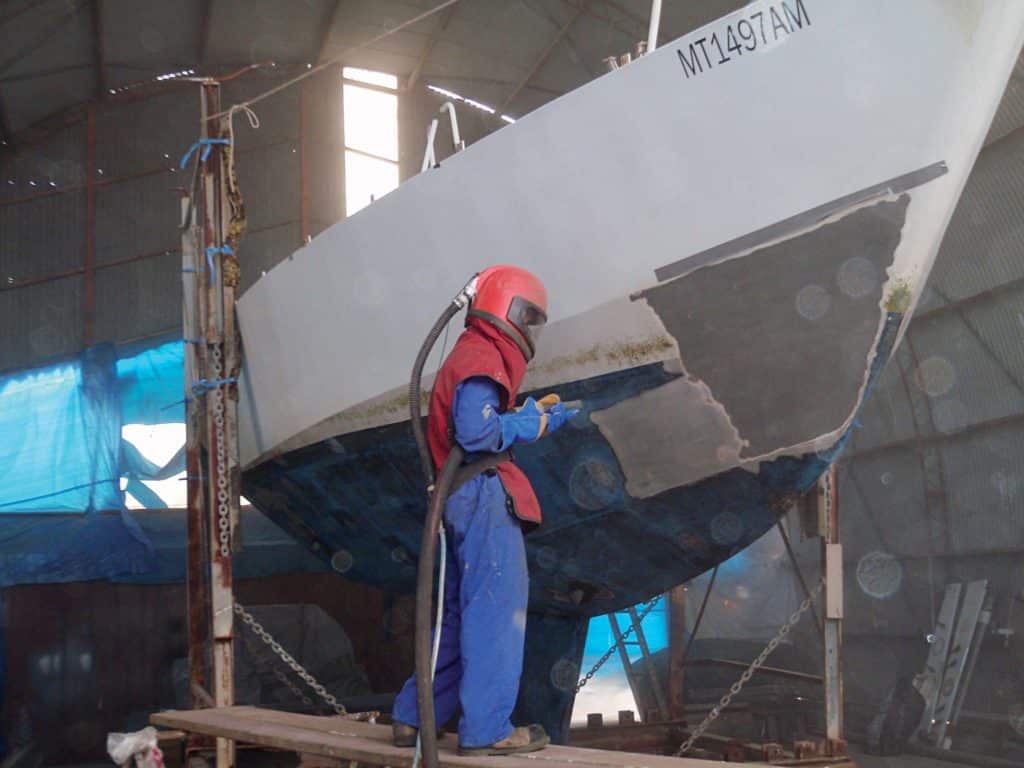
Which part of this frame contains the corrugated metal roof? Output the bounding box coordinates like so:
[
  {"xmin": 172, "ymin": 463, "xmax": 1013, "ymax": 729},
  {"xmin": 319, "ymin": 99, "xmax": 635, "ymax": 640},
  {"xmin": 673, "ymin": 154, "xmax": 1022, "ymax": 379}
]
[
  {"xmin": 103, "ymin": 0, "xmax": 204, "ymax": 89},
  {"xmin": 209, "ymin": 0, "xmax": 333, "ymax": 66},
  {"xmin": 0, "ymin": 0, "xmax": 95, "ymax": 133},
  {"xmin": 0, "ymin": 0, "xmax": 751, "ymax": 144}
]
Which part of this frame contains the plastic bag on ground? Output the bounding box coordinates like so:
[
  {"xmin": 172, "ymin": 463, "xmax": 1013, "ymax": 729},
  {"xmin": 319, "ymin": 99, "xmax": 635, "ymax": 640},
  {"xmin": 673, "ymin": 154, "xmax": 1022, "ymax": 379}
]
[{"xmin": 106, "ymin": 726, "xmax": 164, "ymax": 768}]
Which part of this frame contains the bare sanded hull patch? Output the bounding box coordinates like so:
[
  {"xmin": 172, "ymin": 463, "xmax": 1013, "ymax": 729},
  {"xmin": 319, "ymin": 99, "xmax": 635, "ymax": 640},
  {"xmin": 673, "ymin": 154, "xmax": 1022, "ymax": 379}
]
[{"xmin": 642, "ymin": 195, "xmax": 909, "ymax": 458}]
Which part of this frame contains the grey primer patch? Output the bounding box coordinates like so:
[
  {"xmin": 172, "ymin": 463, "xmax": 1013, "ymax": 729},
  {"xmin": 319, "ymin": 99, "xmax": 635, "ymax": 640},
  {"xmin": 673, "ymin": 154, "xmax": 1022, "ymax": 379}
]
[
  {"xmin": 642, "ymin": 195, "xmax": 909, "ymax": 458},
  {"xmin": 590, "ymin": 376, "xmax": 744, "ymax": 498},
  {"xmin": 654, "ymin": 162, "xmax": 946, "ymax": 283}
]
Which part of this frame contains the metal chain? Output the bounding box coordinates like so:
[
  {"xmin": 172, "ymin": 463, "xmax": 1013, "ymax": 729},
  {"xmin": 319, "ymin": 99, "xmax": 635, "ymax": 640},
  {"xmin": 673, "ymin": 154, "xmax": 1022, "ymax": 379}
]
[
  {"xmin": 234, "ymin": 603, "xmax": 347, "ymax": 715},
  {"xmin": 823, "ymin": 467, "xmax": 833, "ymax": 524},
  {"xmin": 210, "ymin": 345, "xmax": 231, "ymax": 558},
  {"xmin": 237, "ymin": 617, "xmax": 317, "ymax": 710},
  {"xmin": 575, "ymin": 595, "xmax": 663, "ymax": 693},
  {"xmin": 675, "ymin": 579, "xmax": 824, "ymax": 756}
]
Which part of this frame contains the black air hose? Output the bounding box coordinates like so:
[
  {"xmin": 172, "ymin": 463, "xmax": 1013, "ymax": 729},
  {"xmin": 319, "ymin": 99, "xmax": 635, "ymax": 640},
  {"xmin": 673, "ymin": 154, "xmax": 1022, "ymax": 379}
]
[
  {"xmin": 409, "ymin": 299, "xmax": 464, "ymax": 486},
  {"xmin": 413, "ymin": 445, "xmax": 462, "ymax": 768},
  {"xmin": 408, "ymin": 281, "xmax": 476, "ymax": 768}
]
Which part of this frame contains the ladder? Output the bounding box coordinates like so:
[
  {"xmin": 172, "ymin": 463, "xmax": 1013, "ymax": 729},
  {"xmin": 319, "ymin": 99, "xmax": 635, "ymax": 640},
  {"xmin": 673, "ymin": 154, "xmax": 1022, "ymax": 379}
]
[{"xmin": 608, "ymin": 608, "xmax": 670, "ymax": 721}]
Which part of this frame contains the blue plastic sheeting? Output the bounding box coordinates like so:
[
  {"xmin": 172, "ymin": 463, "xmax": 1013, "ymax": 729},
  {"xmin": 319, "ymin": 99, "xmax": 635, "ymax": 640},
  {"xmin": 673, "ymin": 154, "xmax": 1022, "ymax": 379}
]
[
  {"xmin": 0, "ymin": 508, "xmax": 154, "ymax": 585},
  {"xmin": 0, "ymin": 346, "xmax": 121, "ymax": 512},
  {"xmin": 0, "ymin": 340, "xmax": 185, "ymax": 513},
  {"xmin": 0, "ymin": 507, "xmax": 326, "ymax": 587},
  {"xmin": 117, "ymin": 339, "xmax": 185, "ymax": 426},
  {"xmin": 0, "ymin": 340, "xmax": 199, "ymax": 586}
]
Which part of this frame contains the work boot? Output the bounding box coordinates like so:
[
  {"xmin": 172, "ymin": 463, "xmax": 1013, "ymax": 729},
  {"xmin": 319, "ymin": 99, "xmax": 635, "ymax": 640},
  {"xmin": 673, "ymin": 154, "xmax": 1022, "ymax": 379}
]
[
  {"xmin": 458, "ymin": 724, "xmax": 550, "ymax": 756},
  {"xmin": 392, "ymin": 722, "xmax": 418, "ymax": 747}
]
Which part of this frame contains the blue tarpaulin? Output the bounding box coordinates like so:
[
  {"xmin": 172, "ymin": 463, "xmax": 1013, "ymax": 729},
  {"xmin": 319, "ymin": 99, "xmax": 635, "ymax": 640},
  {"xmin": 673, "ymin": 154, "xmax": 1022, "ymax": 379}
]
[
  {"xmin": 0, "ymin": 340, "xmax": 185, "ymax": 513},
  {"xmin": 0, "ymin": 338, "xmax": 325, "ymax": 587}
]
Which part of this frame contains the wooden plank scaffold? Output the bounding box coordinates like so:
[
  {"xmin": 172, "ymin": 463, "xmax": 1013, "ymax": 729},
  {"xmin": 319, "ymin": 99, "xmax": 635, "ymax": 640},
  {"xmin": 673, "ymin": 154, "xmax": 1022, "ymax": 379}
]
[{"xmin": 151, "ymin": 707, "xmax": 764, "ymax": 768}]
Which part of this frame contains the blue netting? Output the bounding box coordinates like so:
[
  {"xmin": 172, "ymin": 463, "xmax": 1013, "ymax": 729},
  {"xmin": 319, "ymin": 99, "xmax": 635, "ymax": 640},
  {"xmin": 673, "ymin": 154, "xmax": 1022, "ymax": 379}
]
[
  {"xmin": 117, "ymin": 340, "xmax": 186, "ymax": 426},
  {"xmin": 0, "ymin": 338, "xmax": 325, "ymax": 587},
  {"xmin": 0, "ymin": 508, "xmax": 325, "ymax": 587},
  {"xmin": 0, "ymin": 341, "xmax": 178, "ymax": 584},
  {"xmin": 0, "ymin": 340, "xmax": 186, "ymax": 514},
  {"xmin": 0, "ymin": 347, "xmax": 120, "ymax": 512}
]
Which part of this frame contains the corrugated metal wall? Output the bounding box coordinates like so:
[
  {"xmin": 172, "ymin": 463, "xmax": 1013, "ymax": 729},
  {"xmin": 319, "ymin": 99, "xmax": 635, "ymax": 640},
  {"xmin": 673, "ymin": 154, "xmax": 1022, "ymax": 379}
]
[
  {"xmin": 776, "ymin": 63, "xmax": 1024, "ymax": 721},
  {"xmin": 3, "ymin": 572, "xmax": 413, "ymax": 762},
  {"xmin": 0, "ymin": 126, "xmax": 88, "ymax": 368},
  {"xmin": 842, "ymin": 127, "xmax": 1024, "ymax": 582},
  {"xmin": 0, "ymin": 66, "xmax": 342, "ymax": 371}
]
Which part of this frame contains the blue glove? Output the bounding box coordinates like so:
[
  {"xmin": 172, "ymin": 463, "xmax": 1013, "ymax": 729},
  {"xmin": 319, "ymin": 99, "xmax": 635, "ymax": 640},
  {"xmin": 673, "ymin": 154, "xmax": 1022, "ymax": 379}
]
[
  {"xmin": 498, "ymin": 396, "xmax": 578, "ymax": 449},
  {"xmin": 499, "ymin": 397, "xmax": 545, "ymax": 448},
  {"xmin": 543, "ymin": 401, "xmax": 576, "ymax": 435}
]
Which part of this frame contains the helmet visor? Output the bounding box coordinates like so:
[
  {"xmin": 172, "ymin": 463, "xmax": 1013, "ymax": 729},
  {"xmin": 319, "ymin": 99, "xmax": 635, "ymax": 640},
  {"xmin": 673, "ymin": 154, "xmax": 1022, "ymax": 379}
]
[{"xmin": 508, "ymin": 296, "xmax": 547, "ymax": 352}]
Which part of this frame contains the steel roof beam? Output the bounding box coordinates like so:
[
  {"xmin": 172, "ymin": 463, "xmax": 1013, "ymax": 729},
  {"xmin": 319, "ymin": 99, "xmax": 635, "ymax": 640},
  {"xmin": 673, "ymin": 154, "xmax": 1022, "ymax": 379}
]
[
  {"xmin": 500, "ymin": 2, "xmax": 586, "ymax": 113},
  {"xmin": 313, "ymin": 0, "xmax": 344, "ymax": 64},
  {"xmin": 406, "ymin": 1, "xmax": 458, "ymax": 91},
  {"xmin": 561, "ymin": 0, "xmax": 643, "ymax": 42},
  {"xmin": 0, "ymin": 1, "xmax": 86, "ymax": 77},
  {"xmin": 523, "ymin": 0, "xmax": 596, "ymax": 79},
  {"xmin": 91, "ymin": 0, "xmax": 105, "ymax": 99},
  {"xmin": 0, "ymin": 94, "xmax": 10, "ymax": 146},
  {"xmin": 197, "ymin": 0, "xmax": 213, "ymax": 68}
]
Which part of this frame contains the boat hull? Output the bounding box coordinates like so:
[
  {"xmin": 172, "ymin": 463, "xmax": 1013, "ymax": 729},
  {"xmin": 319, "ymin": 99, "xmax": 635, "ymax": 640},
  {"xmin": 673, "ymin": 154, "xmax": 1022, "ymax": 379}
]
[
  {"xmin": 234, "ymin": 0, "xmax": 1024, "ymax": 738},
  {"xmin": 241, "ymin": 312, "xmax": 902, "ymax": 617}
]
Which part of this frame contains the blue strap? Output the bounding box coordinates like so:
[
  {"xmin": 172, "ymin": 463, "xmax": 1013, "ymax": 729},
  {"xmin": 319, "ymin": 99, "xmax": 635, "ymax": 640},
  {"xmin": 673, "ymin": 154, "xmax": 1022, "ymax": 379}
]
[
  {"xmin": 179, "ymin": 138, "xmax": 231, "ymax": 170},
  {"xmin": 204, "ymin": 244, "xmax": 235, "ymax": 278},
  {"xmin": 191, "ymin": 377, "xmax": 238, "ymax": 396}
]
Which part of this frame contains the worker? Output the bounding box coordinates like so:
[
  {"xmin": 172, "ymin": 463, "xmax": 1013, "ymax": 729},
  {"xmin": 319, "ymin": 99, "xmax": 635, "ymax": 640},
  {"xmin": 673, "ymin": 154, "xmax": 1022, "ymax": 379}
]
[{"xmin": 392, "ymin": 265, "xmax": 575, "ymax": 756}]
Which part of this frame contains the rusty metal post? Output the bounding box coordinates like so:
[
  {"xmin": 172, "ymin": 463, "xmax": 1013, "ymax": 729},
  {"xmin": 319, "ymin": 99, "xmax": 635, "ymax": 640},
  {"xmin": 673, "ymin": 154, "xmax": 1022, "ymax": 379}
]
[
  {"xmin": 182, "ymin": 177, "xmax": 211, "ymax": 715},
  {"xmin": 203, "ymin": 80, "xmax": 238, "ymax": 768},
  {"xmin": 819, "ymin": 467, "xmax": 845, "ymax": 755},
  {"xmin": 667, "ymin": 585, "xmax": 687, "ymax": 720},
  {"xmin": 84, "ymin": 103, "xmax": 97, "ymax": 345}
]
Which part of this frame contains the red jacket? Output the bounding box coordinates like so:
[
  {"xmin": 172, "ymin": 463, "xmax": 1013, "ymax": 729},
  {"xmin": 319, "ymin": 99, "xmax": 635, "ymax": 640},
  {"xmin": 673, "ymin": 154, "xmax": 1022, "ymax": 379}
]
[{"xmin": 427, "ymin": 318, "xmax": 543, "ymax": 525}]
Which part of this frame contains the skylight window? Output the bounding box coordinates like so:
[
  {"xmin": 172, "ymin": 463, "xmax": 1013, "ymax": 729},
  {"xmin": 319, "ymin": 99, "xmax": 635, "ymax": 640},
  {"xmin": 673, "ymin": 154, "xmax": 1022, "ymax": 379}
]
[
  {"xmin": 343, "ymin": 68, "xmax": 399, "ymax": 215},
  {"xmin": 344, "ymin": 67, "xmax": 399, "ymax": 89}
]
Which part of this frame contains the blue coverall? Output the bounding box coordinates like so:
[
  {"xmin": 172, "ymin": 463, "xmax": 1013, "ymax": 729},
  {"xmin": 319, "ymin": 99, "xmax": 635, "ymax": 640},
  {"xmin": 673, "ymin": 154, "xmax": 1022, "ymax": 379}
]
[{"xmin": 393, "ymin": 377, "xmax": 530, "ymax": 748}]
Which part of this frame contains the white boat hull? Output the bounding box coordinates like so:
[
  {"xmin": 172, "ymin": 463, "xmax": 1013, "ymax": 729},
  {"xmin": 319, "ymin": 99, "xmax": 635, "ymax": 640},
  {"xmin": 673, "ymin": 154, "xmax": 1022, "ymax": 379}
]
[{"xmin": 237, "ymin": 0, "xmax": 1024, "ymax": 483}]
